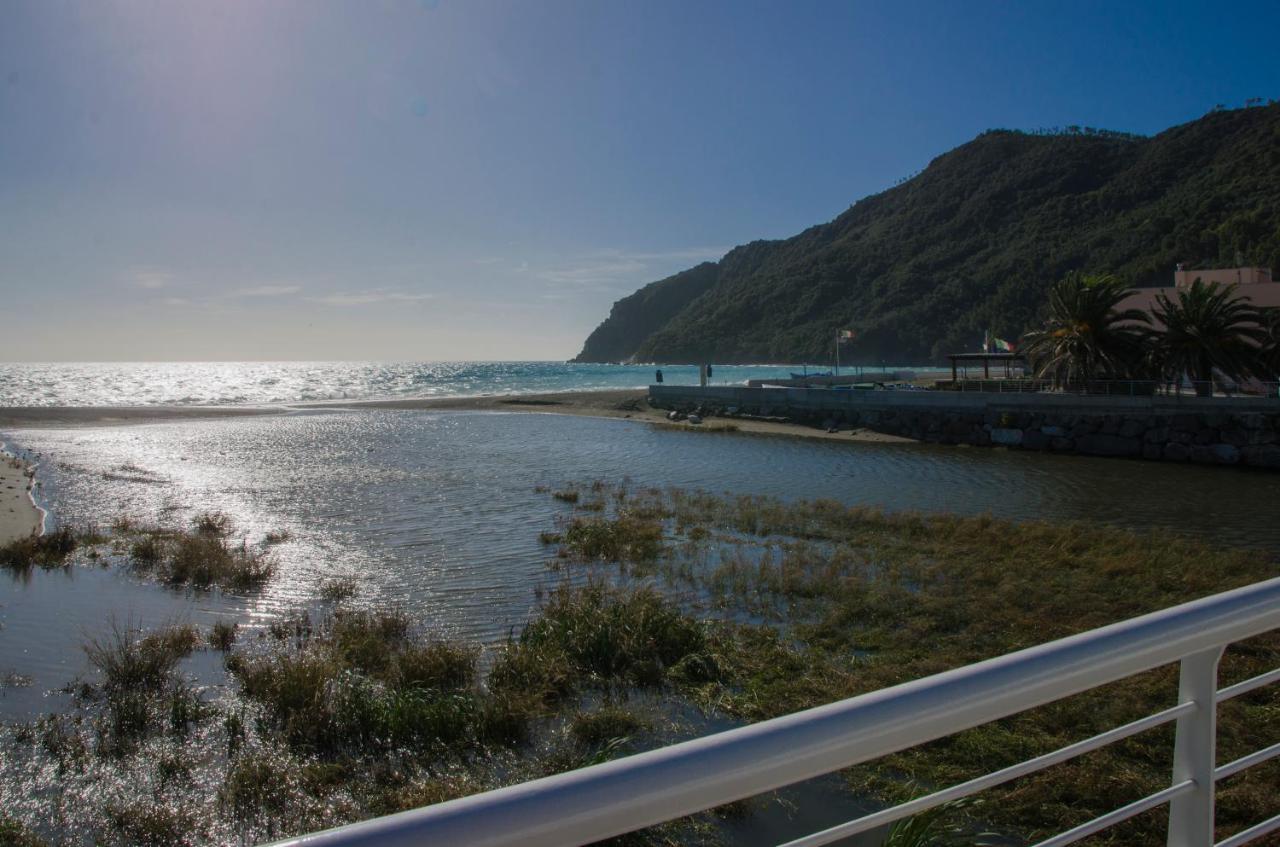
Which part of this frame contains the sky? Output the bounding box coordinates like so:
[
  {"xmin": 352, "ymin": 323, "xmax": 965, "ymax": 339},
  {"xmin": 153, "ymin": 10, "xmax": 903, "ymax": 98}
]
[{"xmin": 2, "ymin": 0, "xmax": 1279, "ymax": 362}]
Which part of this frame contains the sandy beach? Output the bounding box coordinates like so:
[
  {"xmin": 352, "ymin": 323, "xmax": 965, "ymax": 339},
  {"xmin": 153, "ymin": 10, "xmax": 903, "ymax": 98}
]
[
  {"xmin": 0, "ymin": 452, "xmax": 41, "ymax": 543},
  {"xmin": 0, "ymin": 389, "xmax": 914, "ymax": 445}
]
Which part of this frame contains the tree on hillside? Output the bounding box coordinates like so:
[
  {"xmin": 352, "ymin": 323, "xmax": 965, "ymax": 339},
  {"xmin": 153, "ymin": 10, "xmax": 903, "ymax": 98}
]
[
  {"xmin": 1019, "ymin": 272, "xmax": 1150, "ymax": 388},
  {"xmin": 1152, "ymin": 280, "xmax": 1270, "ymax": 395}
]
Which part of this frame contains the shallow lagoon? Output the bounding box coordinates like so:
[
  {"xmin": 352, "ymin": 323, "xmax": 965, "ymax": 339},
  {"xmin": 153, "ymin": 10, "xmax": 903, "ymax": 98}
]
[{"xmin": 3, "ymin": 408, "xmax": 1280, "ymax": 721}]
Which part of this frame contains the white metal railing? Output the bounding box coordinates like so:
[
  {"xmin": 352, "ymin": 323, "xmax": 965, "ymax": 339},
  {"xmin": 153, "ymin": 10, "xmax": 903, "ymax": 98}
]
[{"xmin": 268, "ymin": 577, "xmax": 1280, "ymax": 847}]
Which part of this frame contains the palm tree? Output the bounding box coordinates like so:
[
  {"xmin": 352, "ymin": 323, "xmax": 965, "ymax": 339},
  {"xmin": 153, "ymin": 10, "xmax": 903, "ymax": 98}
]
[
  {"xmin": 1151, "ymin": 279, "xmax": 1268, "ymax": 396},
  {"xmin": 1019, "ymin": 272, "xmax": 1151, "ymax": 389},
  {"xmin": 1257, "ymin": 308, "xmax": 1280, "ymax": 382}
]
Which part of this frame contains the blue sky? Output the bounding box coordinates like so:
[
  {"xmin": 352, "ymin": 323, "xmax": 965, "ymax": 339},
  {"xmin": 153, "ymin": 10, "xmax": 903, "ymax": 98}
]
[{"xmin": 2, "ymin": 0, "xmax": 1278, "ymax": 361}]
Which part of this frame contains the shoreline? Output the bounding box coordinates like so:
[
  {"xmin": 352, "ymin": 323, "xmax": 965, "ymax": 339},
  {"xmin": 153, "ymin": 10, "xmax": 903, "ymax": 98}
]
[
  {"xmin": 0, "ymin": 448, "xmax": 42, "ymax": 543},
  {"xmin": 0, "ymin": 390, "xmax": 916, "ymax": 444}
]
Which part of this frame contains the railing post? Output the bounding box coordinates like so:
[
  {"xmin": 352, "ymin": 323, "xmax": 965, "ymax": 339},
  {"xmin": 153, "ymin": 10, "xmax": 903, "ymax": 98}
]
[{"xmin": 1167, "ymin": 646, "xmax": 1225, "ymax": 847}]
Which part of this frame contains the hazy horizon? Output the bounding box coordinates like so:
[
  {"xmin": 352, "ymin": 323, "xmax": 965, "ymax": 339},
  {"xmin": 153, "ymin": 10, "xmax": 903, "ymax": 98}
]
[{"xmin": 4, "ymin": 0, "xmax": 1279, "ymax": 362}]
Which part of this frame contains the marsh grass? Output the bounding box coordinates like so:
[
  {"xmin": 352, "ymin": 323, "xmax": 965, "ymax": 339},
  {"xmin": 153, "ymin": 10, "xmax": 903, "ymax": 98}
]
[
  {"xmin": 0, "ymin": 526, "xmax": 79, "ymax": 573},
  {"xmin": 105, "ymin": 799, "xmax": 200, "ymax": 847},
  {"xmin": 229, "ymin": 609, "xmax": 490, "ymax": 758},
  {"xmin": 78, "ymin": 622, "xmax": 210, "ymax": 758},
  {"xmin": 553, "ymin": 484, "xmax": 1280, "ymax": 844},
  {"xmin": 193, "ymin": 511, "xmax": 232, "ymax": 536},
  {"xmin": 570, "ymin": 704, "xmax": 651, "ymax": 747},
  {"xmin": 552, "ymin": 489, "xmax": 580, "ymax": 504},
  {"xmin": 10, "ymin": 485, "xmax": 1279, "ymax": 847},
  {"xmin": 319, "ymin": 576, "xmax": 358, "ymax": 602},
  {"xmin": 209, "ymin": 620, "xmax": 238, "ymax": 651},
  {"xmin": 560, "ymin": 515, "xmax": 664, "ymax": 562},
  {"xmin": 124, "ymin": 519, "xmax": 274, "ymax": 591},
  {"xmin": 85, "ymin": 623, "xmax": 200, "ymax": 694},
  {"xmin": 0, "ymin": 815, "xmax": 50, "ymax": 847},
  {"xmin": 263, "ymin": 529, "xmax": 293, "ymax": 546},
  {"xmin": 489, "ymin": 582, "xmax": 720, "ymax": 706}
]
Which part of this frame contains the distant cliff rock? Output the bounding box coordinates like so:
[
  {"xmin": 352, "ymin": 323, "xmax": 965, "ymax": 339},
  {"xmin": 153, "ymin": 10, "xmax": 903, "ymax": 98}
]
[
  {"xmin": 572, "ymin": 262, "xmax": 719, "ymax": 363},
  {"xmin": 573, "ymin": 104, "xmax": 1280, "ymax": 365}
]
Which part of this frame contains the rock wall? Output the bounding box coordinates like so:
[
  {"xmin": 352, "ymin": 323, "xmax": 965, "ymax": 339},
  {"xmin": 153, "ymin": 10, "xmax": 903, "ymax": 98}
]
[{"xmin": 650, "ymin": 389, "xmax": 1280, "ymax": 470}]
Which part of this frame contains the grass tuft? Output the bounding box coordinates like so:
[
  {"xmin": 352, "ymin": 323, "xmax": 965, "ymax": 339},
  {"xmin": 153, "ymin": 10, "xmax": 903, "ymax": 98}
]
[
  {"xmin": 193, "ymin": 511, "xmax": 232, "ymax": 536},
  {"xmin": 263, "ymin": 529, "xmax": 293, "ymax": 546},
  {"xmin": 561, "ymin": 515, "xmax": 663, "ymax": 562},
  {"xmin": 570, "ymin": 705, "xmax": 650, "ymax": 748},
  {"xmin": 319, "ymin": 576, "xmax": 358, "ymax": 602},
  {"xmin": 0, "ymin": 526, "xmax": 79, "ymax": 573},
  {"xmin": 209, "ymin": 620, "xmax": 239, "ymax": 651},
  {"xmin": 126, "ymin": 527, "xmax": 274, "ymax": 591}
]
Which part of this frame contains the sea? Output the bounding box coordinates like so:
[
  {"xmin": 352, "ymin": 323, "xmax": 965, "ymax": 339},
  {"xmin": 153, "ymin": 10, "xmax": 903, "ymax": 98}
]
[{"xmin": 0, "ymin": 360, "xmax": 818, "ymax": 407}]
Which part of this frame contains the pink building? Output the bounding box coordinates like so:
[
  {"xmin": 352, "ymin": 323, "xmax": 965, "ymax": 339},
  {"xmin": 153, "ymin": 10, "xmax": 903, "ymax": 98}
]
[{"xmin": 1118, "ymin": 266, "xmax": 1280, "ymax": 322}]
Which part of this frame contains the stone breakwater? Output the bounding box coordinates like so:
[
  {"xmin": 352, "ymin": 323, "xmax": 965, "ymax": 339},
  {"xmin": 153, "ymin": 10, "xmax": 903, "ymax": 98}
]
[{"xmin": 648, "ymin": 385, "xmax": 1280, "ymax": 470}]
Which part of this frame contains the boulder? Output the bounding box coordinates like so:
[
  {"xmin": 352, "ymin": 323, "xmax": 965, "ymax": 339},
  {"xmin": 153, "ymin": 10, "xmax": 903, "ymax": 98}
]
[
  {"xmin": 1219, "ymin": 428, "xmax": 1250, "ymax": 448},
  {"xmin": 1021, "ymin": 429, "xmax": 1048, "ymax": 451},
  {"xmin": 1144, "ymin": 426, "xmax": 1169, "ymax": 444},
  {"xmin": 1241, "ymin": 445, "xmax": 1280, "ymax": 469},
  {"xmin": 1193, "ymin": 428, "xmax": 1217, "ymax": 446},
  {"xmin": 1209, "ymin": 443, "xmax": 1240, "ymax": 464},
  {"xmin": 1118, "ymin": 418, "xmax": 1146, "ymax": 439},
  {"xmin": 1077, "ymin": 434, "xmax": 1141, "ymax": 457},
  {"xmin": 990, "ymin": 428, "xmax": 1024, "ymax": 446}
]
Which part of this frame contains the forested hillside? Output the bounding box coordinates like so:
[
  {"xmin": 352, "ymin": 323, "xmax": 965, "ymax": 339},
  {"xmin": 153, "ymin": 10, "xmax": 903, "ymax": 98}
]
[{"xmin": 573, "ymin": 104, "xmax": 1280, "ymax": 364}]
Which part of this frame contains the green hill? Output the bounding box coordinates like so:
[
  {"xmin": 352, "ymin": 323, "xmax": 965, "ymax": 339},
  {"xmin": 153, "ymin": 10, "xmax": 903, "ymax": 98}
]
[{"xmin": 572, "ymin": 105, "xmax": 1280, "ymax": 365}]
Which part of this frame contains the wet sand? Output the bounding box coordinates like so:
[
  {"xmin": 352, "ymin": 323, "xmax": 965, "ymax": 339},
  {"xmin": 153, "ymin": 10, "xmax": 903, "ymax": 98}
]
[
  {"xmin": 0, "ymin": 390, "xmax": 914, "ymax": 445},
  {"xmin": 0, "ymin": 453, "xmax": 41, "ymax": 543}
]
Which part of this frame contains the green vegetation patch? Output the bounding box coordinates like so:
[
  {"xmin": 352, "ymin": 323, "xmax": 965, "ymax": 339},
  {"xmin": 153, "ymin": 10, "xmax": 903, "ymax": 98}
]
[{"xmin": 566, "ymin": 485, "xmax": 1280, "ymax": 845}]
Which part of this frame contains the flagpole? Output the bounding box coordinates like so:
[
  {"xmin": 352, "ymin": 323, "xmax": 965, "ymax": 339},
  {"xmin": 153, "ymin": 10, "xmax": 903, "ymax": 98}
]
[{"xmin": 834, "ymin": 330, "xmax": 840, "ymax": 377}]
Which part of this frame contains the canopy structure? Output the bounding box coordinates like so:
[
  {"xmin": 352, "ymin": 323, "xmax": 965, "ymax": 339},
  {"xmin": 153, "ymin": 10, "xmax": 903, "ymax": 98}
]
[{"xmin": 946, "ymin": 352, "xmax": 1027, "ymax": 380}]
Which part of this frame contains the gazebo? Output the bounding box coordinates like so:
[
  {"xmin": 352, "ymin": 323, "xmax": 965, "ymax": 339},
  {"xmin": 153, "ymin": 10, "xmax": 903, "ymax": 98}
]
[{"xmin": 946, "ymin": 352, "xmax": 1027, "ymax": 381}]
